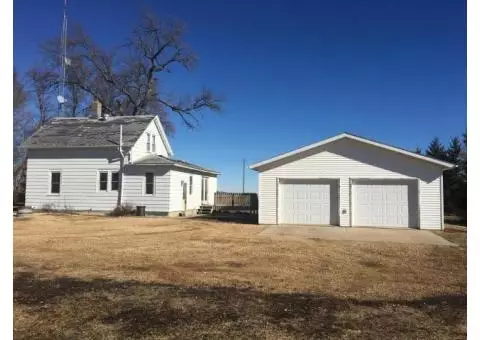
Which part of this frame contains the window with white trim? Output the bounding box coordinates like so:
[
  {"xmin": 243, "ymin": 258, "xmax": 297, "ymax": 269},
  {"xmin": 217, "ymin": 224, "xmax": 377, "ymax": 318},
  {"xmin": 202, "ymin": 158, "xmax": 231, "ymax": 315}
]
[
  {"xmin": 111, "ymin": 172, "xmax": 119, "ymax": 191},
  {"xmin": 146, "ymin": 133, "xmax": 151, "ymax": 152},
  {"xmin": 145, "ymin": 172, "xmax": 154, "ymax": 195},
  {"xmin": 189, "ymin": 176, "xmax": 193, "ymax": 195},
  {"xmin": 152, "ymin": 135, "xmax": 156, "ymax": 153},
  {"xmin": 50, "ymin": 171, "xmax": 61, "ymax": 194},
  {"xmin": 99, "ymin": 171, "xmax": 108, "ymax": 191}
]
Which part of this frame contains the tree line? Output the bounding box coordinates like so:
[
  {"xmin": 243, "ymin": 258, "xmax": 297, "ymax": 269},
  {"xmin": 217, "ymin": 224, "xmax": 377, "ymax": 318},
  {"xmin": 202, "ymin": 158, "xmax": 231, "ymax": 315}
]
[{"xmin": 416, "ymin": 134, "xmax": 467, "ymax": 219}]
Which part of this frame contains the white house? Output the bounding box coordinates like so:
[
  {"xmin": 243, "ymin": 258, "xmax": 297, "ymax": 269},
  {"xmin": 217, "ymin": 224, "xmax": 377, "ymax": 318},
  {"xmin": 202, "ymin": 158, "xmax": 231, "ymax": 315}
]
[
  {"xmin": 22, "ymin": 108, "xmax": 218, "ymax": 215},
  {"xmin": 250, "ymin": 133, "xmax": 455, "ymax": 229}
]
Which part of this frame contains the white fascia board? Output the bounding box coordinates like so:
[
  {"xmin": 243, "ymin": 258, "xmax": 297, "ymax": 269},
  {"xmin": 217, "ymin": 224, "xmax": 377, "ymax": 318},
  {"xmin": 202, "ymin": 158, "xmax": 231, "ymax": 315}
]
[
  {"xmin": 250, "ymin": 133, "xmax": 455, "ymax": 170},
  {"xmin": 153, "ymin": 116, "xmax": 174, "ymax": 157}
]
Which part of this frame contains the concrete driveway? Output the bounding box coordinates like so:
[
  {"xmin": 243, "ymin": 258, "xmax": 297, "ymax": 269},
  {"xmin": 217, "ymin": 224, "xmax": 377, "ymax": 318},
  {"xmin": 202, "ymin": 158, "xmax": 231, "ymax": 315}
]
[{"xmin": 258, "ymin": 225, "xmax": 456, "ymax": 246}]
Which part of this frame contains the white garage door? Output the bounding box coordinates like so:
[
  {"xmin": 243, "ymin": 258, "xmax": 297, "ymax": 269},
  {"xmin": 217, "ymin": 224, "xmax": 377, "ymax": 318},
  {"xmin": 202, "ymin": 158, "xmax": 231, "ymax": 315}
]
[
  {"xmin": 352, "ymin": 180, "xmax": 417, "ymax": 228},
  {"xmin": 280, "ymin": 179, "xmax": 338, "ymax": 225}
]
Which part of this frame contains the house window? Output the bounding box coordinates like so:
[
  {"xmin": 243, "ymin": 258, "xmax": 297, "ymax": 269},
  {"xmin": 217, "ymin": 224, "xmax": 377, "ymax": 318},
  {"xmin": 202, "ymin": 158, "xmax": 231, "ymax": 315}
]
[
  {"xmin": 99, "ymin": 172, "xmax": 108, "ymax": 191},
  {"xmin": 145, "ymin": 172, "xmax": 154, "ymax": 195},
  {"xmin": 189, "ymin": 176, "xmax": 193, "ymax": 195},
  {"xmin": 152, "ymin": 135, "xmax": 156, "ymax": 153},
  {"xmin": 111, "ymin": 172, "xmax": 119, "ymax": 191},
  {"xmin": 146, "ymin": 133, "xmax": 151, "ymax": 152},
  {"xmin": 50, "ymin": 172, "xmax": 61, "ymax": 194}
]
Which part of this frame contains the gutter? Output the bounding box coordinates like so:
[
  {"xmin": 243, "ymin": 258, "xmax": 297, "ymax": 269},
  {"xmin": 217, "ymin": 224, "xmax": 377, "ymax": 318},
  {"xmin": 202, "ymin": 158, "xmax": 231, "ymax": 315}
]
[
  {"xmin": 132, "ymin": 161, "xmax": 219, "ymax": 176},
  {"xmin": 172, "ymin": 163, "xmax": 220, "ymax": 176}
]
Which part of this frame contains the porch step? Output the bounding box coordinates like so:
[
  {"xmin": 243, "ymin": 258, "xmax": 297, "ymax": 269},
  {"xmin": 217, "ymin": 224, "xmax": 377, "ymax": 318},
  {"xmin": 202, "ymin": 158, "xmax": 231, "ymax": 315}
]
[{"xmin": 197, "ymin": 205, "xmax": 213, "ymax": 215}]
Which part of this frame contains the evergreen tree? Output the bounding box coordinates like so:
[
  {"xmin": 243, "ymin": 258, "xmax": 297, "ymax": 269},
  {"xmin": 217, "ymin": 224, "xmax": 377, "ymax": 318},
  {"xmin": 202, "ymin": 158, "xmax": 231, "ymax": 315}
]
[
  {"xmin": 460, "ymin": 132, "xmax": 467, "ymax": 180},
  {"xmin": 426, "ymin": 137, "xmax": 447, "ymax": 161},
  {"xmin": 422, "ymin": 135, "xmax": 466, "ymax": 219},
  {"xmin": 414, "ymin": 147, "xmax": 422, "ymax": 155},
  {"xmin": 456, "ymin": 132, "xmax": 467, "ymax": 217},
  {"xmin": 447, "ymin": 137, "xmax": 462, "ymax": 164}
]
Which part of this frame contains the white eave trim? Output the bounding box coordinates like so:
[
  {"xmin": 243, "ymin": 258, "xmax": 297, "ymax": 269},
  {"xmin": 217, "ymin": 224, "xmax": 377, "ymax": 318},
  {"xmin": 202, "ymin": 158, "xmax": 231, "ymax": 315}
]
[
  {"xmin": 153, "ymin": 116, "xmax": 173, "ymax": 157},
  {"xmin": 249, "ymin": 133, "xmax": 456, "ymax": 170},
  {"xmin": 132, "ymin": 161, "xmax": 219, "ymax": 176},
  {"xmin": 172, "ymin": 163, "xmax": 220, "ymax": 176}
]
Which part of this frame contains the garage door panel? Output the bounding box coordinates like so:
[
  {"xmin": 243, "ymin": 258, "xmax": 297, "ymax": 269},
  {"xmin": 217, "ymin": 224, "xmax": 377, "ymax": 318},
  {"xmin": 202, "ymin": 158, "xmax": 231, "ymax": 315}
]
[
  {"xmin": 353, "ymin": 180, "xmax": 417, "ymax": 228},
  {"xmin": 280, "ymin": 180, "xmax": 338, "ymax": 225},
  {"xmin": 283, "ymin": 188, "xmax": 294, "ymax": 199},
  {"xmin": 296, "ymin": 202, "xmax": 307, "ymax": 211}
]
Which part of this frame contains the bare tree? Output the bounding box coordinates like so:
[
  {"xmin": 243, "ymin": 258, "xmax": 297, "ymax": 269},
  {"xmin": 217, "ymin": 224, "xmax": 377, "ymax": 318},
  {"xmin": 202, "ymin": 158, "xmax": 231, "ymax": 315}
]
[
  {"xmin": 13, "ymin": 69, "xmax": 33, "ymax": 159},
  {"xmin": 40, "ymin": 13, "xmax": 221, "ymax": 134},
  {"xmin": 64, "ymin": 83, "xmax": 89, "ymax": 117},
  {"xmin": 13, "ymin": 69, "xmax": 34, "ymax": 202},
  {"xmin": 26, "ymin": 68, "xmax": 57, "ymax": 127},
  {"xmin": 13, "ymin": 69, "xmax": 28, "ymax": 112}
]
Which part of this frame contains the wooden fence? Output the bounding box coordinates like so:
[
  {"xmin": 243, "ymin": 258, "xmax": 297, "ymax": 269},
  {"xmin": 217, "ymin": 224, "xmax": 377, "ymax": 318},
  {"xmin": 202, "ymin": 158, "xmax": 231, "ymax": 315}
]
[{"xmin": 214, "ymin": 192, "xmax": 258, "ymax": 212}]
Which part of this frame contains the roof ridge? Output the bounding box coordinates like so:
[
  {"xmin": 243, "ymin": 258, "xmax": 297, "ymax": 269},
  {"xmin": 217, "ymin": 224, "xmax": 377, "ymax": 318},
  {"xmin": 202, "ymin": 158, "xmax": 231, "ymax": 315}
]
[{"xmin": 21, "ymin": 115, "xmax": 155, "ymax": 149}]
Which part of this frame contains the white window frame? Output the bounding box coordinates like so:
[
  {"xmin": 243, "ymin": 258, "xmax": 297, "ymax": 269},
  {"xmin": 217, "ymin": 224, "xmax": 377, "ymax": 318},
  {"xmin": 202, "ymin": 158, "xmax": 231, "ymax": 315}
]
[
  {"xmin": 152, "ymin": 134, "xmax": 156, "ymax": 153},
  {"xmin": 189, "ymin": 176, "xmax": 193, "ymax": 195},
  {"xmin": 98, "ymin": 170, "xmax": 109, "ymax": 192},
  {"xmin": 144, "ymin": 172, "xmax": 155, "ymax": 196},
  {"xmin": 96, "ymin": 170, "xmax": 120, "ymax": 192},
  {"xmin": 146, "ymin": 133, "xmax": 151, "ymax": 152},
  {"xmin": 111, "ymin": 171, "xmax": 120, "ymax": 191},
  {"xmin": 48, "ymin": 170, "xmax": 62, "ymax": 195}
]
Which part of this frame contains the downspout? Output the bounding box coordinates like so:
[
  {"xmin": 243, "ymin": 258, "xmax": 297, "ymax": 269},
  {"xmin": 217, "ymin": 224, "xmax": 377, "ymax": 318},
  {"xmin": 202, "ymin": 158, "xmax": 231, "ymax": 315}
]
[{"xmin": 117, "ymin": 124, "xmax": 125, "ymax": 207}]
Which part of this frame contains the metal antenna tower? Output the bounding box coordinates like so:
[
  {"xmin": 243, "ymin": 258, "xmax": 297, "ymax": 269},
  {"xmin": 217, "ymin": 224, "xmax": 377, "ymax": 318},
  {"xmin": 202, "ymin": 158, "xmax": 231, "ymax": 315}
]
[{"xmin": 57, "ymin": 0, "xmax": 68, "ymax": 116}]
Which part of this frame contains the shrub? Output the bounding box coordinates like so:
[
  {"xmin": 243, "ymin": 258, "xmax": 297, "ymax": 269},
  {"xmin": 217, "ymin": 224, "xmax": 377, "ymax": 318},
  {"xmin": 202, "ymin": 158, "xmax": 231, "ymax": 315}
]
[
  {"xmin": 108, "ymin": 203, "xmax": 136, "ymax": 217},
  {"xmin": 41, "ymin": 203, "xmax": 56, "ymax": 212},
  {"xmin": 62, "ymin": 205, "xmax": 78, "ymax": 215}
]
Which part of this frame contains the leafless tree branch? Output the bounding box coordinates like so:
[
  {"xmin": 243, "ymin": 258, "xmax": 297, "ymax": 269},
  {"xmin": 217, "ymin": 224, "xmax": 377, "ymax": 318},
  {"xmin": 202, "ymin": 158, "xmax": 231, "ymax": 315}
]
[{"xmin": 38, "ymin": 13, "xmax": 221, "ymax": 134}]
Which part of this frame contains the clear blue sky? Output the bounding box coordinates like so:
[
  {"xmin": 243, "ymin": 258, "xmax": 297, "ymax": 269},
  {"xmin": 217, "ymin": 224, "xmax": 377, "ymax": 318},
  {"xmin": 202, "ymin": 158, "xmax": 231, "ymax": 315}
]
[{"xmin": 14, "ymin": 0, "xmax": 466, "ymax": 192}]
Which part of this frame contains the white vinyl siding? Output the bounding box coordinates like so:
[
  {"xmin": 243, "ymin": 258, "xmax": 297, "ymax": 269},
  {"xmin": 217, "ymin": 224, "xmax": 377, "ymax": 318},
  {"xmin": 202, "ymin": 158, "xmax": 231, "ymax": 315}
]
[
  {"xmin": 122, "ymin": 166, "xmax": 170, "ymax": 212},
  {"xmin": 130, "ymin": 119, "xmax": 169, "ymax": 162},
  {"xmin": 26, "ymin": 148, "xmax": 121, "ymax": 211},
  {"xmin": 207, "ymin": 177, "xmax": 217, "ymax": 204},
  {"xmin": 257, "ymin": 138, "xmax": 443, "ymax": 229},
  {"xmin": 169, "ymin": 170, "xmax": 217, "ymax": 212}
]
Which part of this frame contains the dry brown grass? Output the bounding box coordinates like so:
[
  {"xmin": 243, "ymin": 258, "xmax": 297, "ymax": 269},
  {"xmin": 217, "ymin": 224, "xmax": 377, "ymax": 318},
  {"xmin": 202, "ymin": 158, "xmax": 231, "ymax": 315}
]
[{"xmin": 14, "ymin": 213, "xmax": 466, "ymax": 339}]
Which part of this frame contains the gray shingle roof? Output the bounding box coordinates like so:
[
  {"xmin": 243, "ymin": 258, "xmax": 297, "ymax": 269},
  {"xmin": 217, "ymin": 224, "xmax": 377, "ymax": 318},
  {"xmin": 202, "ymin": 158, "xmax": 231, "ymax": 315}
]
[
  {"xmin": 22, "ymin": 116, "xmax": 155, "ymax": 149},
  {"xmin": 133, "ymin": 155, "xmax": 219, "ymax": 175}
]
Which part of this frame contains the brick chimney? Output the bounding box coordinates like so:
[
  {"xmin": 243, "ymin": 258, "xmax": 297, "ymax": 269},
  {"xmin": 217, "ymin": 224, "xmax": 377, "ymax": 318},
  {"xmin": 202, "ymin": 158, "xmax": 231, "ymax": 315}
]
[{"xmin": 91, "ymin": 99, "xmax": 102, "ymax": 119}]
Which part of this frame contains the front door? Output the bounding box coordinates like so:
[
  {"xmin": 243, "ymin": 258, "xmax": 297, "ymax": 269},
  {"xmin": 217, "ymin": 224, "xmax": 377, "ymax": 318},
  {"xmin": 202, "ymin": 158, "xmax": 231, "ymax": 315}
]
[
  {"xmin": 182, "ymin": 181, "xmax": 188, "ymax": 212},
  {"xmin": 201, "ymin": 177, "xmax": 208, "ymax": 204}
]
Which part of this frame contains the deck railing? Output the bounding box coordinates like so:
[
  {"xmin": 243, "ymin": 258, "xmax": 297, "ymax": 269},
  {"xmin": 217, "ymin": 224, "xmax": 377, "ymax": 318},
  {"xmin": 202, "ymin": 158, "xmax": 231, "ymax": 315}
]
[{"xmin": 214, "ymin": 192, "xmax": 258, "ymax": 212}]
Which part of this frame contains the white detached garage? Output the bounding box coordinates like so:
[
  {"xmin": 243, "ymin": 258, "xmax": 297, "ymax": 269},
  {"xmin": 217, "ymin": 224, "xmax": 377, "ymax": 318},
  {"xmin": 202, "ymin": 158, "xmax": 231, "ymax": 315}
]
[{"xmin": 250, "ymin": 133, "xmax": 455, "ymax": 230}]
